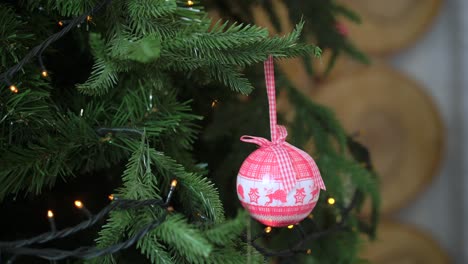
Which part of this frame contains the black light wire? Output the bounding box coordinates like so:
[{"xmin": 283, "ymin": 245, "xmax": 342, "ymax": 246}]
[
  {"xmin": 244, "ymin": 190, "xmax": 361, "ymax": 257},
  {"xmin": 0, "ymin": 197, "xmax": 172, "ymax": 263},
  {"xmin": 0, "ymin": 0, "xmax": 112, "ymax": 85}
]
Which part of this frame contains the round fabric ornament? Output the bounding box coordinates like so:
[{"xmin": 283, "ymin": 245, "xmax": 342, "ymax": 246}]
[{"xmin": 237, "ymin": 56, "xmax": 326, "ymax": 227}]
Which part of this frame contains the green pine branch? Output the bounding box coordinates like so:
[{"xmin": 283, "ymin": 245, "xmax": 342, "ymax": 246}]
[
  {"xmin": 146, "ymin": 147, "xmax": 225, "ymax": 223},
  {"xmin": 204, "ymin": 210, "xmax": 247, "ymax": 245},
  {"xmin": 28, "ymin": 0, "xmax": 97, "ymax": 17},
  {"xmin": 0, "ymin": 5, "xmax": 34, "ymax": 69},
  {"xmin": 155, "ymin": 213, "xmax": 213, "ymax": 262},
  {"xmin": 77, "ymin": 33, "xmax": 119, "ymax": 95},
  {"xmin": 127, "ymin": 0, "xmax": 178, "ymax": 20}
]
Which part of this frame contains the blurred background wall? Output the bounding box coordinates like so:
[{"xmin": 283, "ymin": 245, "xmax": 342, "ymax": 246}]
[{"xmin": 391, "ymin": 0, "xmax": 463, "ymax": 262}]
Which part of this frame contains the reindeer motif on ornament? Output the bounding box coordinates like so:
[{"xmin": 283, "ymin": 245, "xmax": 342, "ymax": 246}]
[
  {"xmin": 264, "ymin": 188, "xmax": 288, "ymax": 206},
  {"xmin": 309, "ymin": 185, "xmax": 320, "ymax": 202}
]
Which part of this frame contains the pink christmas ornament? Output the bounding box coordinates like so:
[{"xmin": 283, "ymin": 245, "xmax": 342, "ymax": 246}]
[{"xmin": 237, "ymin": 56, "xmax": 326, "ymax": 227}]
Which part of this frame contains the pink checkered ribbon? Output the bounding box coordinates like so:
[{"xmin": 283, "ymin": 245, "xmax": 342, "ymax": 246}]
[
  {"xmin": 241, "ymin": 125, "xmax": 296, "ymax": 192},
  {"xmin": 241, "ymin": 56, "xmax": 326, "ymax": 193}
]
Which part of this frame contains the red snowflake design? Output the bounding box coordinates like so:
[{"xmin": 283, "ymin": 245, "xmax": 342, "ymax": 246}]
[
  {"xmin": 294, "ymin": 188, "xmax": 306, "ymax": 204},
  {"xmin": 248, "ymin": 188, "xmax": 260, "ymax": 204}
]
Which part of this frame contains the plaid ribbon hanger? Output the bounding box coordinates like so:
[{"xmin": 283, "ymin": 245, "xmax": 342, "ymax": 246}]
[{"xmin": 241, "ymin": 56, "xmax": 326, "ymax": 194}]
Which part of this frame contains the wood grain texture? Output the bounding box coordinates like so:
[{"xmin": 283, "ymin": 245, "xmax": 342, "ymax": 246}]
[{"xmin": 337, "ymin": 0, "xmax": 442, "ymax": 56}]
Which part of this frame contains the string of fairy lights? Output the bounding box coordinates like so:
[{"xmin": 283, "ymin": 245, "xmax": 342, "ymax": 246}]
[
  {"xmin": 0, "ymin": 181, "xmax": 353, "ymax": 263},
  {"xmin": 0, "ymin": 0, "xmax": 201, "ymax": 92},
  {"xmin": 245, "ymin": 191, "xmax": 360, "ymax": 258},
  {"xmin": 0, "ymin": 0, "xmax": 361, "ymax": 263},
  {"xmin": 0, "ymin": 0, "xmax": 112, "ymax": 93},
  {"xmin": 0, "ymin": 180, "xmax": 177, "ymax": 263}
]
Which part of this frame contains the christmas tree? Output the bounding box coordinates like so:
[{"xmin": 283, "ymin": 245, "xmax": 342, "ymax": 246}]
[{"xmin": 0, "ymin": 0, "xmax": 379, "ymax": 263}]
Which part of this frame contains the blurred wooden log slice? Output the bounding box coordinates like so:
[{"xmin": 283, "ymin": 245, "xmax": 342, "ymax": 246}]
[
  {"xmin": 313, "ymin": 63, "xmax": 444, "ymax": 215},
  {"xmin": 312, "ymin": 48, "xmax": 369, "ymax": 82},
  {"xmin": 361, "ymin": 220, "xmax": 450, "ymax": 264},
  {"xmin": 336, "ymin": 0, "xmax": 442, "ymax": 55}
]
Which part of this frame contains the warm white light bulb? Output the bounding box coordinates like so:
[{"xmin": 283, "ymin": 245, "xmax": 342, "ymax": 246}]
[
  {"xmin": 9, "ymin": 85, "xmax": 18, "ymax": 93},
  {"xmin": 47, "ymin": 210, "xmax": 54, "ymax": 218},
  {"xmin": 171, "ymin": 179, "xmax": 178, "ymax": 187},
  {"xmin": 74, "ymin": 200, "xmax": 84, "ymax": 209}
]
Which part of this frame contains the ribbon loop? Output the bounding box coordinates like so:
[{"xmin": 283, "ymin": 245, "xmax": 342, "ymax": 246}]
[
  {"xmin": 240, "ymin": 135, "xmax": 271, "ymax": 147},
  {"xmin": 275, "ymin": 125, "xmax": 288, "ymax": 143},
  {"xmin": 240, "ymin": 56, "xmax": 325, "ymax": 193}
]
